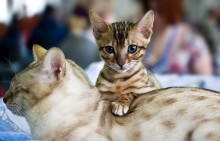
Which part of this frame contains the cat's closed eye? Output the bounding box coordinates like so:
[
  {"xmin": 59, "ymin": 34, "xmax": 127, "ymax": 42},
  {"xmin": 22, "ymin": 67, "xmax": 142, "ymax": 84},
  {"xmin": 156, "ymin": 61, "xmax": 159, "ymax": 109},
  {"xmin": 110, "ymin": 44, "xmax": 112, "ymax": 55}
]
[
  {"xmin": 13, "ymin": 87, "xmax": 22, "ymax": 94},
  {"xmin": 13, "ymin": 86, "xmax": 28, "ymax": 95}
]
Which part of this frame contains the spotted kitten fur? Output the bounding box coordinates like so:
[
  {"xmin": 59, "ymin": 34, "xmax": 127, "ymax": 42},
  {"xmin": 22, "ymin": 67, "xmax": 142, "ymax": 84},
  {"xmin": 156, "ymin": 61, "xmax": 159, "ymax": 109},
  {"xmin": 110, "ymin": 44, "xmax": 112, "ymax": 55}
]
[{"xmin": 89, "ymin": 10, "xmax": 161, "ymax": 116}]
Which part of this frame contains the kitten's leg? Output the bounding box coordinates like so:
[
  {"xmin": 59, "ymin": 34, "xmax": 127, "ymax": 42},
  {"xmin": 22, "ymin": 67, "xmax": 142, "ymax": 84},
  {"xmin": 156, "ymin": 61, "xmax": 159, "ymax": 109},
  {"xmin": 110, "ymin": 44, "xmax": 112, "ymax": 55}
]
[{"xmin": 111, "ymin": 93, "xmax": 137, "ymax": 116}]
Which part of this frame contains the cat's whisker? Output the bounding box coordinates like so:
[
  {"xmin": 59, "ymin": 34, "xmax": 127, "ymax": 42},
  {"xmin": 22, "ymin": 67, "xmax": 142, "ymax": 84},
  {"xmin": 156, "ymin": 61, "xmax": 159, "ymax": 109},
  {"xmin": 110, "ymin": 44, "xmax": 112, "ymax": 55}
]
[
  {"xmin": 13, "ymin": 103, "xmax": 26, "ymax": 117},
  {"xmin": 0, "ymin": 81, "xmax": 11, "ymax": 84},
  {"xmin": 16, "ymin": 109, "xmax": 24, "ymax": 116},
  {"xmin": 20, "ymin": 109, "xmax": 25, "ymax": 116},
  {"xmin": 3, "ymin": 57, "xmax": 18, "ymax": 76}
]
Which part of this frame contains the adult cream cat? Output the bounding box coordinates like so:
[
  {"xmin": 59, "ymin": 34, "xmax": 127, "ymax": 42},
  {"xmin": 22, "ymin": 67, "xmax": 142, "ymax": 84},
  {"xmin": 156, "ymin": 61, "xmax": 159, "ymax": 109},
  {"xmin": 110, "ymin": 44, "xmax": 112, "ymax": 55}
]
[{"xmin": 4, "ymin": 45, "xmax": 220, "ymax": 141}]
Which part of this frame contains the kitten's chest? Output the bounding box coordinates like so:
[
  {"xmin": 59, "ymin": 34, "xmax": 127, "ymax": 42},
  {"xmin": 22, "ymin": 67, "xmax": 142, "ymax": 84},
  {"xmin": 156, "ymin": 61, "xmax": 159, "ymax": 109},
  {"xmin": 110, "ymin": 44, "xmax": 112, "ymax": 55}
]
[
  {"xmin": 112, "ymin": 79, "xmax": 129, "ymax": 93},
  {"xmin": 97, "ymin": 71, "xmax": 151, "ymax": 95}
]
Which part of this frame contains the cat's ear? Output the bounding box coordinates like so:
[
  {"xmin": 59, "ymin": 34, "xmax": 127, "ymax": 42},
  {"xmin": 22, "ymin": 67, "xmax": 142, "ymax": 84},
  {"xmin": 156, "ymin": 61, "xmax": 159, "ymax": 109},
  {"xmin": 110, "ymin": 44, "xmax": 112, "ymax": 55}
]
[
  {"xmin": 33, "ymin": 44, "xmax": 47, "ymax": 60},
  {"xmin": 89, "ymin": 11, "xmax": 109, "ymax": 40},
  {"xmin": 135, "ymin": 10, "xmax": 154, "ymax": 39},
  {"xmin": 42, "ymin": 48, "xmax": 65, "ymax": 78}
]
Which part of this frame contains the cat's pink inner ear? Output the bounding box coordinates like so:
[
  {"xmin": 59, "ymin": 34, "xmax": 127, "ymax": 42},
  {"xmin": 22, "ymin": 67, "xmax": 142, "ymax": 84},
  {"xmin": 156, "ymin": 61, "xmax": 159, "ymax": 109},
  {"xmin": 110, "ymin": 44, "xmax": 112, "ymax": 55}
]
[
  {"xmin": 43, "ymin": 48, "xmax": 65, "ymax": 77},
  {"xmin": 136, "ymin": 10, "xmax": 154, "ymax": 38},
  {"xmin": 89, "ymin": 11, "xmax": 109, "ymax": 39}
]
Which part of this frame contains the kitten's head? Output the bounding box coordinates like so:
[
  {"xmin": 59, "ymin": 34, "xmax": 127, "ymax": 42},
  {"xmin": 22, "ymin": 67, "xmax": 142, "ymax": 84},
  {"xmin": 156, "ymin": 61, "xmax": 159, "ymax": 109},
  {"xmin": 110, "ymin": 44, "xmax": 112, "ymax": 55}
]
[
  {"xmin": 3, "ymin": 45, "xmax": 66, "ymax": 116},
  {"xmin": 89, "ymin": 10, "xmax": 154, "ymax": 73}
]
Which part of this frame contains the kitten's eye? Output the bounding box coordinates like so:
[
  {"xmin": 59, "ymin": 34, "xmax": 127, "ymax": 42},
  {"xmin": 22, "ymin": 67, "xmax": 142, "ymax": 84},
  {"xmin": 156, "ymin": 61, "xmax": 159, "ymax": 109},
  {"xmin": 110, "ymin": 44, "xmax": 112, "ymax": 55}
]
[
  {"xmin": 105, "ymin": 46, "xmax": 114, "ymax": 53},
  {"xmin": 128, "ymin": 44, "xmax": 137, "ymax": 53}
]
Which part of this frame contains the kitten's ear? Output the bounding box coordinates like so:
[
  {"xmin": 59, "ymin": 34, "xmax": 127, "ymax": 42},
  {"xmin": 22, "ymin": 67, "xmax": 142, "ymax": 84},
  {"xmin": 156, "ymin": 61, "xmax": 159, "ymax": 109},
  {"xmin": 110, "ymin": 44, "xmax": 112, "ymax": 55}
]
[
  {"xmin": 89, "ymin": 11, "xmax": 109, "ymax": 40},
  {"xmin": 42, "ymin": 48, "xmax": 65, "ymax": 78},
  {"xmin": 136, "ymin": 10, "xmax": 154, "ymax": 39},
  {"xmin": 33, "ymin": 44, "xmax": 47, "ymax": 60}
]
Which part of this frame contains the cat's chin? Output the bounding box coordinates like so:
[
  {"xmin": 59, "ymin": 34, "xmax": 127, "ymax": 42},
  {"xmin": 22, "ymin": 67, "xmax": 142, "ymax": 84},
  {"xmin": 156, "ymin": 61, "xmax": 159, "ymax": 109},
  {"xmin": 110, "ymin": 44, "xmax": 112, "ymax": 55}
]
[{"xmin": 6, "ymin": 104, "xmax": 25, "ymax": 117}]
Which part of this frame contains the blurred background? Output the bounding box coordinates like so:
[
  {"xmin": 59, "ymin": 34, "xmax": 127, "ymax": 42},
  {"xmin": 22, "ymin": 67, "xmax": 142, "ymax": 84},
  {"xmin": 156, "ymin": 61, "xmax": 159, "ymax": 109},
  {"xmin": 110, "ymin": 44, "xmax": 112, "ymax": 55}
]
[{"xmin": 0, "ymin": 0, "xmax": 220, "ymax": 97}]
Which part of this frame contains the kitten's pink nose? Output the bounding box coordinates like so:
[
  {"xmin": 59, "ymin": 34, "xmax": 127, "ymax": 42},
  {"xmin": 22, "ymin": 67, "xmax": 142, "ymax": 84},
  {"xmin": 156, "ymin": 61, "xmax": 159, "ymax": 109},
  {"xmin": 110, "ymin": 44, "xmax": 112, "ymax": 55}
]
[
  {"xmin": 116, "ymin": 56, "xmax": 126, "ymax": 68},
  {"xmin": 118, "ymin": 63, "xmax": 124, "ymax": 68},
  {"xmin": 117, "ymin": 61, "xmax": 126, "ymax": 68},
  {"xmin": 119, "ymin": 64, "xmax": 123, "ymax": 68}
]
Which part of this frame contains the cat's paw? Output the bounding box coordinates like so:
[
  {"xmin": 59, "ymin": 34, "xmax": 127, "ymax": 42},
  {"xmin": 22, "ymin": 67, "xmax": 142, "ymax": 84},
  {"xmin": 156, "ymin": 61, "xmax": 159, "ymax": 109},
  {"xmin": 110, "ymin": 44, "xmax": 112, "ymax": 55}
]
[{"xmin": 111, "ymin": 102, "xmax": 129, "ymax": 116}]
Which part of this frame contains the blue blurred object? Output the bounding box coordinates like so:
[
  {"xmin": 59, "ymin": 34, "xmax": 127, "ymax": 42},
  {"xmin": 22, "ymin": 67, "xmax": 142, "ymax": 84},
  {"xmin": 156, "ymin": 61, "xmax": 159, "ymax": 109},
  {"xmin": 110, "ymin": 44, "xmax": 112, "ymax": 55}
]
[
  {"xmin": 27, "ymin": 6, "xmax": 69, "ymax": 50},
  {"xmin": 0, "ymin": 19, "xmax": 33, "ymax": 92},
  {"xmin": 0, "ymin": 132, "xmax": 31, "ymax": 141},
  {"xmin": 0, "ymin": 99, "xmax": 31, "ymax": 141},
  {"xmin": 60, "ymin": 34, "xmax": 101, "ymax": 69}
]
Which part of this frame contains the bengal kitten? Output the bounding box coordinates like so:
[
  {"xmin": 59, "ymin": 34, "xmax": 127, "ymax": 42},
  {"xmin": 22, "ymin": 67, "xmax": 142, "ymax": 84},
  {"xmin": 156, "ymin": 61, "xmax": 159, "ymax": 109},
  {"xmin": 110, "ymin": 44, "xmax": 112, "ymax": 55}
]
[{"xmin": 89, "ymin": 10, "xmax": 161, "ymax": 116}]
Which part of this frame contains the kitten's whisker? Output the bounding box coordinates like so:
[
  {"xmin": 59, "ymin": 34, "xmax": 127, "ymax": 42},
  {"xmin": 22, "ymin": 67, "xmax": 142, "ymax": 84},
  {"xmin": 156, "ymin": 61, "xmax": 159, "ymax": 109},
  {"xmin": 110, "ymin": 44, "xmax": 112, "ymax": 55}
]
[
  {"xmin": 101, "ymin": 66, "xmax": 110, "ymax": 73},
  {"xmin": 144, "ymin": 53, "xmax": 158, "ymax": 63},
  {"xmin": 143, "ymin": 64, "xmax": 153, "ymax": 69}
]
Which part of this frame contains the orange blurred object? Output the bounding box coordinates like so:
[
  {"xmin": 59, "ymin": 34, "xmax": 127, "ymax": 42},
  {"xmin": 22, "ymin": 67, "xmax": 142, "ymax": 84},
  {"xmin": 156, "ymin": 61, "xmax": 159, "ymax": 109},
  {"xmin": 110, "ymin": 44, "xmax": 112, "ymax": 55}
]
[
  {"xmin": 139, "ymin": 0, "xmax": 183, "ymax": 24},
  {"xmin": 0, "ymin": 24, "xmax": 8, "ymax": 39}
]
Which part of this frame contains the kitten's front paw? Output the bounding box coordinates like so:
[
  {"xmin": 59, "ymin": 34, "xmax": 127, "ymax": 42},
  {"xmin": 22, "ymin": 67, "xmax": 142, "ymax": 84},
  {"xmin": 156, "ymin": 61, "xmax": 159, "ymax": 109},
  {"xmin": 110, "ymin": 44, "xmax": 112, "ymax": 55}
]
[{"xmin": 111, "ymin": 102, "xmax": 129, "ymax": 116}]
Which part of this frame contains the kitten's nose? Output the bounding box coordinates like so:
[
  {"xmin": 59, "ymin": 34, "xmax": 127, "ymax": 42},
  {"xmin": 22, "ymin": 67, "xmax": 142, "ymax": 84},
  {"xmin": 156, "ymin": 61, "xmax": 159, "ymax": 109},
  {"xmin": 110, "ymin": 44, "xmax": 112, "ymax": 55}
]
[
  {"xmin": 118, "ymin": 64, "xmax": 124, "ymax": 68},
  {"xmin": 116, "ymin": 56, "xmax": 126, "ymax": 68},
  {"xmin": 118, "ymin": 61, "xmax": 125, "ymax": 68}
]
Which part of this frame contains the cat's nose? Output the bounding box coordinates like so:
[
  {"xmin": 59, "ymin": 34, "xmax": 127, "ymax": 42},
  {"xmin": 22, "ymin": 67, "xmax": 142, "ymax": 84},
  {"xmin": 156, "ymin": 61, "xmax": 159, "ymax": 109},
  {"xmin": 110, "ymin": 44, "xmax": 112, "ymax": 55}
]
[
  {"xmin": 3, "ymin": 97, "xmax": 7, "ymax": 103},
  {"xmin": 3, "ymin": 91, "xmax": 10, "ymax": 104}
]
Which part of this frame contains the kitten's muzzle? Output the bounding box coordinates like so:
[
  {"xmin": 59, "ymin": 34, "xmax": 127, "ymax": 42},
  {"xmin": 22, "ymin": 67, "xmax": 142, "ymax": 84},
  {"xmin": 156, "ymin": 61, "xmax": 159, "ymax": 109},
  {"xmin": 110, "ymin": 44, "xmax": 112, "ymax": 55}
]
[{"xmin": 117, "ymin": 62, "xmax": 125, "ymax": 68}]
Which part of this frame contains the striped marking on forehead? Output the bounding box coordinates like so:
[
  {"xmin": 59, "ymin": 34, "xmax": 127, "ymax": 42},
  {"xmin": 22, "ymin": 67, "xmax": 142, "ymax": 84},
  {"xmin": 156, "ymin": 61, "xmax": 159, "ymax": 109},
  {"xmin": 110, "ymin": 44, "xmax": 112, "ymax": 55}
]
[
  {"xmin": 111, "ymin": 21, "xmax": 135, "ymax": 45},
  {"xmin": 11, "ymin": 61, "xmax": 41, "ymax": 85}
]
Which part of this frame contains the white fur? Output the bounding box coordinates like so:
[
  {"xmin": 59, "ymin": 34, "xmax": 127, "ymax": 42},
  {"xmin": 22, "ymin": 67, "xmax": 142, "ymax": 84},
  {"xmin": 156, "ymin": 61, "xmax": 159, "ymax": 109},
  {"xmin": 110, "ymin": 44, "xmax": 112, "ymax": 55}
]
[
  {"xmin": 25, "ymin": 63, "xmax": 106, "ymax": 140},
  {"xmin": 111, "ymin": 62, "xmax": 136, "ymax": 73}
]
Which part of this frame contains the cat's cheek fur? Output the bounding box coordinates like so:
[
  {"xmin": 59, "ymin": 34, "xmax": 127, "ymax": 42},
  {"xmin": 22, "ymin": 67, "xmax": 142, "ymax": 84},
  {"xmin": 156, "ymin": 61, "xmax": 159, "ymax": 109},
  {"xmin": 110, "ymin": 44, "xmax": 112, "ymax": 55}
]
[{"xmin": 6, "ymin": 94, "xmax": 25, "ymax": 116}]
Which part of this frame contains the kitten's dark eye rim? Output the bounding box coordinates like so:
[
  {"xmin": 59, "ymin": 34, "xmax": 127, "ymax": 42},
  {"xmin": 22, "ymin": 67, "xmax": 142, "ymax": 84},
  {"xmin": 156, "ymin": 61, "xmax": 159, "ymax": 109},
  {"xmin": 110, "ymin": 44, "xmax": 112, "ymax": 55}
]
[
  {"xmin": 104, "ymin": 46, "xmax": 115, "ymax": 54},
  {"xmin": 128, "ymin": 44, "xmax": 138, "ymax": 53}
]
